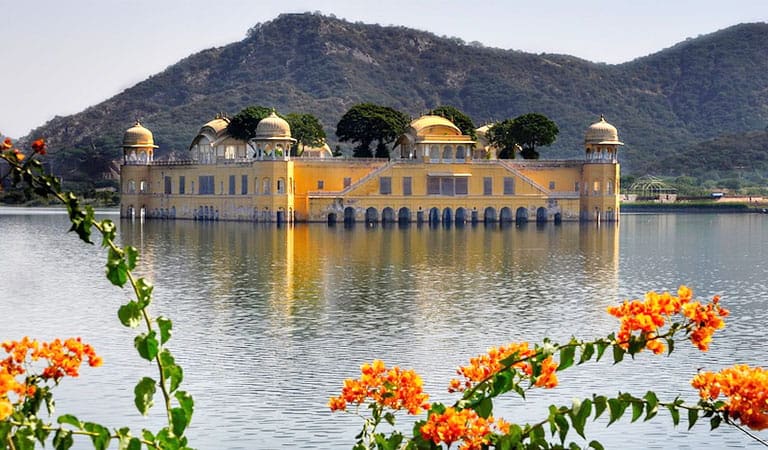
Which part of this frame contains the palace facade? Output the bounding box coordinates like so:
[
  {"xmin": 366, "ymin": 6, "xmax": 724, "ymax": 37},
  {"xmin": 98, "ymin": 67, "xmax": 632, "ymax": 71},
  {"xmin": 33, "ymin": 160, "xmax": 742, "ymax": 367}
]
[{"xmin": 120, "ymin": 113, "xmax": 622, "ymax": 224}]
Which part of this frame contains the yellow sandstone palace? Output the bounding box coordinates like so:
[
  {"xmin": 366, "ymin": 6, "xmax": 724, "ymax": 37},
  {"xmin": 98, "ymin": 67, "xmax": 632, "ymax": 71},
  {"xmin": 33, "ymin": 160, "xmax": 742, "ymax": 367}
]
[{"xmin": 120, "ymin": 113, "xmax": 621, "ymax": 224}]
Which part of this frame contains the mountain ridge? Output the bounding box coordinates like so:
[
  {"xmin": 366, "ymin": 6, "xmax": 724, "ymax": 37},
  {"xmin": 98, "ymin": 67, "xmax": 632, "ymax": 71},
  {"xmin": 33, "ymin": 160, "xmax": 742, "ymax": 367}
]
[{"xmin": 21, "ymin": 13, "xmax": 768, "ymax": 182}]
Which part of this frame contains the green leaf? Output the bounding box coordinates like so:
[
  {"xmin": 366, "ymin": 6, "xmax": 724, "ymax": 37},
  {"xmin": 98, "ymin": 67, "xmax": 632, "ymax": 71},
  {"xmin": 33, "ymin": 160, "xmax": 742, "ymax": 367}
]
[
  {"xmin": 688, "ymin": 408, "xmax": 699, "ymax": 430},
  {"xmin": 644, "ymin": 391, "xmax": 659, "ymax": 421},
  {"xmin": 34, "ymin": 419, "xmax": 52, "ymax": 445},
  {"xmin": 171, "ymin": 407, "xmax": 190, "ymax": 437},
  {"xmin": 710, "ymin": 415, "xmax": 722, "ymax": 430},
  {"xmin": 127, "ymin": 437, "xmax": 142, "ymax": 450},
  {"xmin": 492, "ymin": 369, "xmax": 513, "ymax": 396},
  {"xmin": 666, "ymin": 337, "xmax": 675, "ymax": 355},
  {"xmin": 595, "ymin": 340, "xmax": 609, "ymax": 362},
  {"xmin": 157, "ymin": 316, "xmax": 172, "ymax": 344},
  {"xmin": 118, "ymin": 301, "xmax": 142, "ymax": 328},
  {"xmin": 105, "ymin": 247, "xmax": 128, "ymax": 287},
  {"xmin": 572, "ymin": 399, "xmax": 592, "ymax": 439},
  {"xmin": 476, "ymin": 397, "xmax": 493, "ymax": 419},
  {"xmin": 57, "ymin": 414, "xmax": 81, "ymax": 428},
  {"xmin": 83, "ymin": 422, "xmax": 111, "ymax": 450},
  {"xmin": 142, "ymin": 429, "xmax": 155, "ymax": 443},
  {"xmin": 135, "ymin": 331, "xmax": 159, "ymax": 361},
  {"xmin": 175, "ymin": 390, "xmax": 194, "ymax": 422},
  {"xmin": 134, "ymin": 377, "xmax": 157, "ymax": 415},
  {"xmin": 161, "ymin": 350, "xmax": 184, "ymax": 393},
  {"xmin": 631, "ymin": 400, "xmax": 643, "ymax": 422},
  {"xmin": 0, "ymin": 421, "xmax": 11, "ymax": 443},
  {"xmin": 558, "ymin": 344, "xmax": 576, "ymax": 371},
  {"xmin": 552, "ymin": 413, "xmax": 568, "ymax": 443},
  {"xmin": 593, "ymin": 395, "xmax": 607, "ymax": 420},
  {"xmin": 100, "ymin": 220, "xmax": 117, "ymax": 246},
  {"xmin": 135, "ymin": 278, "xmax": 154, "ymax": 307},
  {"xmin": 579, "ymin": 343, "xmax": 594, "ymax": 364},
  {"xmin": 667, "ymin": 404, "xmax": 680, "ymax": 426},
  {"xmin": 52, "ymin": 428, "xmax": 74, "ymax": 450},
  {"xmin": 384, "ymin": 411, "xmax": 396, "ymax": 426},
  {"xmin": 588, "ymin": 441, "xmax": 605, "ymax": 450},
  {"xmin": 125, "ymin": 246, "xmax": 139, "ymax": 270},
  {"xmin": 612, "ymin": 345, "xmax": 625, "ymax": 364},
  {"xmin": 607, "ymin": 398, "xmax": 628, "ymax": 425}
]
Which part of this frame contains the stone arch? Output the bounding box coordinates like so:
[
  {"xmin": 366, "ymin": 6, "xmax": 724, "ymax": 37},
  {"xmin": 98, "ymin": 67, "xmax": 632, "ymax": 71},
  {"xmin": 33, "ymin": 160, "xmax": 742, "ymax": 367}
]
[
  {"xmin": 536, "ymin": 207, "xmax": 548, "ymax": 223},
  {"xmin": 365, "ymin": 207, "xmax": 379, "ymax": 224},
  {"xmin": 442, "ymin": 207, "xmax": 453, "ymax": 223},
  {"xmin": 344, "ymin": 207, "xmax": 356, "ymax": 224},
  {"xmin": 554, "ymin": 212, "xmax": 562, "ymax": 224},
  {"xmin": 515, "ymin": 207, "xmax": 529, "ymax": 224},
  {"xmin": 429, "ymin": 207, "xmax": 440, "ymax": 224},
  {"xmin": 398, "ymin": 207, "xmax": 411, "ymax": 224},
  {"xmin": 484, "ymin": 207, "xmax": 497, "ymax": 223},
  {"xmin": 327, "ymin": 212, "xmax": 337, "ymax": 225},
  {"xmin": 500, "ymin": 207, "xmax": 513, "ymax": 223},
  {"xmin": 382, "ymin": 207, "xmax": 396, "ymax": 223},
  {"xmin": 455, "ymin": 207, "xmax": 467, "ymax": 224}
]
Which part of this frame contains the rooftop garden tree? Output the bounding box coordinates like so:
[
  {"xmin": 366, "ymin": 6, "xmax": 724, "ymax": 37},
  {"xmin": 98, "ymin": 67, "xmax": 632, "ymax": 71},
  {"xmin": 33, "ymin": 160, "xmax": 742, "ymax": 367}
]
[
  {"xmin": 489, "ymin": 113, "xmax": 559, "ymax": 159},
  {"xmin": 336, "ymin": 103, "xmax": 409, "ymax": 158},
  {"xmin": 285, "ymin": 112, "xmax": 326, "ymax": 156},
  {"xmin": 226, "ymin": 105, "xmax": 272, "ymax": 141}
]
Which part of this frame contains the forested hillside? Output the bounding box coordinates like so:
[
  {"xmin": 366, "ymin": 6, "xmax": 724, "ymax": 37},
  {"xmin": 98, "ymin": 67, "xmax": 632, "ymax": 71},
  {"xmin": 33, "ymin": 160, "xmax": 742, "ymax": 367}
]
[{"xmin": 21, "ymin": 13, "xmax": 768, "ymax": 183}]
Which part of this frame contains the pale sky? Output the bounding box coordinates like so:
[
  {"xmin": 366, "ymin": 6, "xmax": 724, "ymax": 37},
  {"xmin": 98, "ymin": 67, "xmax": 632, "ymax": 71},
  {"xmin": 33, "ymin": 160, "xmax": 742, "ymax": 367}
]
[{"xmin": 2, "ymin": 0, "xmax": 767, "ymax": 138}]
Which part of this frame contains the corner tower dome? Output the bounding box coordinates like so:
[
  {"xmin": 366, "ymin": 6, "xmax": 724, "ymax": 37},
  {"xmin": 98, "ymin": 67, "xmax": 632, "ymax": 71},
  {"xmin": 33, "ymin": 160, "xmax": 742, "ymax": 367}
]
[
  {"xmin": 123, "ymin": 121, "xmax": 159, "ymax": 148},
  {"xmin": 255, "ymin": 112, "xmax": 292, "ymax": 139},
  {"xmin": 585, "ymin": 115, "xmax": 623, "ymax": 146}
]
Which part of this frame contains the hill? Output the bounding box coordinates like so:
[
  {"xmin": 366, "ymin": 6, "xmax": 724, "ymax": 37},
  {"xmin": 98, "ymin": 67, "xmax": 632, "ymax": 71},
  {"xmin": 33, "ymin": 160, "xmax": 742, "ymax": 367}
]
[{"xmin": 21, "ymin": 13, "xmax": 768, "ymax": 183}]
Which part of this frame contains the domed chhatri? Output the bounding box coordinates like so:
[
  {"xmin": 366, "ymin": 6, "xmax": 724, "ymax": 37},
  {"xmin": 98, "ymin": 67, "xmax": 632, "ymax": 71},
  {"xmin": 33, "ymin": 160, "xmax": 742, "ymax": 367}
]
[
  {"xmin": 255, "ymin": 112, "xmax": 292, "ymax": 139},
  {"xmin": 584, "ymin": 115, "xmax": 622, "ymax": 163},
  {"xmin": 122, "ymin": 121, "xmax": 159, "ymax": 149},
  {"xmin": 122, "ymin": 121, "xmax": 157, "ymax": 164},
  {"xmin": 585, "ymin": 115, "xmax": 623, "ymax": 146}
]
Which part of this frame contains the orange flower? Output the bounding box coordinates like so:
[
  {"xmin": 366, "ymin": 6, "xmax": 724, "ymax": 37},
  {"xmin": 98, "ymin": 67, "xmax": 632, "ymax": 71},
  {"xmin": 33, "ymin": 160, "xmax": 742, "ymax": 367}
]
[
  {"xmin": 12, "ymin": 149, "xmax": 25, "ymax": 161},
  {"xmin": 450, "ymin": 342, "xmax": 536, "ymax": 392},
  {"xmin": 2, "ymin": 137, "xmax": 12, "ymax": 150},
  {"xmin": 0, "ymin": 397, "xmax": 12, "ymax": 421},
  {"xmin": 420, "ymin": 407, "xmax": 508, "ymax": 450},
  {"xmin": 692, "ymin": 364, "xmax": 768, "ymax": 430},
  {"xmin": 328, "ymin": 360, "xmax": 430, "ymax": 415},
  {"xmin": 607, "ymin": 286, "xmax": 726, "ymax": 353},
  {"xmin": 31, "ymin": 138, "xmax": 46, "ymax": 155},
  {"xmin": 534, "ymin": 356, "xmax": 559, "ymax": 389}
]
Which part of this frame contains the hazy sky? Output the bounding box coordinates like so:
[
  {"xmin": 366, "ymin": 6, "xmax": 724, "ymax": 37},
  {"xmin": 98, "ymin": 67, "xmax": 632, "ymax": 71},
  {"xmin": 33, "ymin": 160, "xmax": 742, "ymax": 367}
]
[{"xmin": 2, "ymin": 0, "xmax": 767, "ymax": 138}]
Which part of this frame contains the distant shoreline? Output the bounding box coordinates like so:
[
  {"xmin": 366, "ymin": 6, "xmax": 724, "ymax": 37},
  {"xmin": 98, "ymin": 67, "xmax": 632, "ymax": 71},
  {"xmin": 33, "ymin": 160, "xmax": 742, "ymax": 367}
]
[{"xmin": 620, "ymin": 202, "xmax": 765, "ymax": 214}]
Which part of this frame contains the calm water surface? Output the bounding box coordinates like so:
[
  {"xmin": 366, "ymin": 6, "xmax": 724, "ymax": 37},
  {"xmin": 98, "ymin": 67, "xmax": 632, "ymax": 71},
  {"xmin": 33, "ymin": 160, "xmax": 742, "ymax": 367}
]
[{"xmin": 1, "ymin": 208, "xmax": 767, "ymax": 449}]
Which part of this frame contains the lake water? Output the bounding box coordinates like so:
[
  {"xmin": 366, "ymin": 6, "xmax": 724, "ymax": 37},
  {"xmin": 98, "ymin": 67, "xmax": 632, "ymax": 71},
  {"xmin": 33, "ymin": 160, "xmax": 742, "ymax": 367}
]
[{"xmin": 1, "ymin": 208, "xmax": 767, "ymax": 449}]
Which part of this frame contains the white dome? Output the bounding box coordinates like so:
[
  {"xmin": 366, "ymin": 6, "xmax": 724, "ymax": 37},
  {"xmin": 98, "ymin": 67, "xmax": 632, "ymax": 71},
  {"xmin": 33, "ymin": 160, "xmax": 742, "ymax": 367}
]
[
  {"xmin": 585, "ymin": 115, "xmax": 622, "ymax": 145},
  {"xmin": 255, "ymin": 112, "xmax": 292, "ymax": 139}
]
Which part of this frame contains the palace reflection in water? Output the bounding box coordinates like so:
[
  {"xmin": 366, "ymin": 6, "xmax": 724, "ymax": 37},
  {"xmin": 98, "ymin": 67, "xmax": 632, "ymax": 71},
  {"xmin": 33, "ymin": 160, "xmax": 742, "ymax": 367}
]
[{"xmin": 119, "ymin": 220, "xmax": 620, "ymax": 323}]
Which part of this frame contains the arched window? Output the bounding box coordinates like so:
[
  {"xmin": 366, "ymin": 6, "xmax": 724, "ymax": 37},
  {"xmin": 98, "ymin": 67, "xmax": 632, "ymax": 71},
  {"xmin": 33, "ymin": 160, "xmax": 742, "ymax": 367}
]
[
  {"xmin": 224, "ymin": 145, "xmax": 236, "ymax": 159},
  {"xmin": 127, "ymin": 180, "xmax": 136, "ymax": 194},
  {"xmin": 277, "ymin": 178, "xmax": 286, "ymax": 194},
  {"xmin": 456, "ymin": 145, "xmax": 466, "ymax": 160},
  {"xmin": 607, "ymin": 180, "xmax": 614, "ymax": 195},
  {"xmin": 430, "ymin": 145, "xmax": 440, "ymax": 162},
  {"xmin": 593, "ymin": 180, "xmax": 601, "ymax": 195},
  {"xmin": 443, "ymin": 145, "xmax": 452, "ymax": 161},
  {"xmin": 139, "ymin": 180, "xmax": 148, "ymax": 193},
  {"xmin": 263, "ymin": 177, "xmax": 271, "ymax": 195}
]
